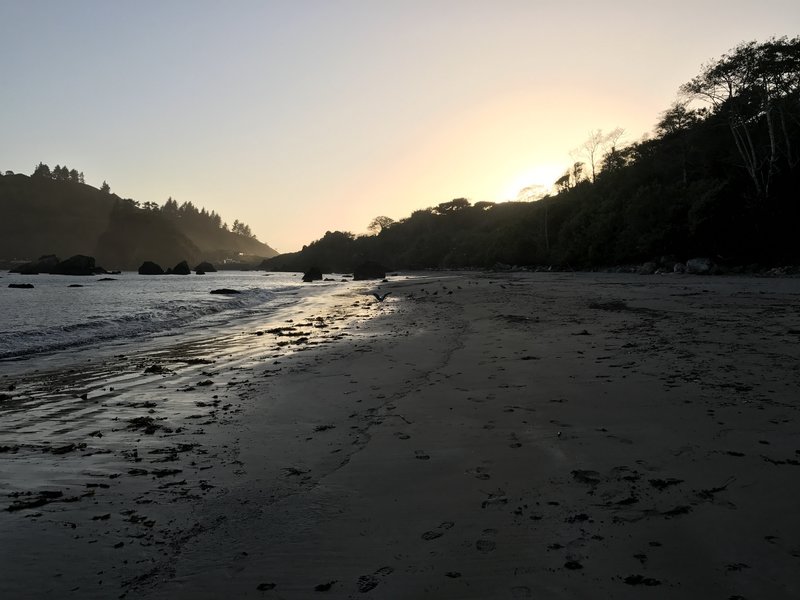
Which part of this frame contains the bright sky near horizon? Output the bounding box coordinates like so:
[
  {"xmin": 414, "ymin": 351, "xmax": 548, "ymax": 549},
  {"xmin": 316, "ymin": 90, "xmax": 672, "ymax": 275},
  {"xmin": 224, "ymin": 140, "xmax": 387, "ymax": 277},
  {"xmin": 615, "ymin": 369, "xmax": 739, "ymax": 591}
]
[{"xmin": 1, "ymin": 1, "xmax": 798, "ymax": 252}]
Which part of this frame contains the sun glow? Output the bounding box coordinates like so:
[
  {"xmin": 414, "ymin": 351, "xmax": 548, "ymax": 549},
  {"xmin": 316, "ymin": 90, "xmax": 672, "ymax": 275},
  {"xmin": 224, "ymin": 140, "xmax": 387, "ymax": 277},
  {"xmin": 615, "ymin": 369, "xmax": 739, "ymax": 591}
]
[{"xmin": 502, "ymin": 163, "xmax": 565, "ymax": 201}]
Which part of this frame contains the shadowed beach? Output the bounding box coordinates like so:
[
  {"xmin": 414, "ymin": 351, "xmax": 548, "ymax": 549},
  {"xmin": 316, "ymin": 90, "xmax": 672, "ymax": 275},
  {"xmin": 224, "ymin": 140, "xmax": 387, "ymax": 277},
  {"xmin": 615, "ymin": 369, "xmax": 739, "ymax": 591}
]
[{"xmin": 2, "ymin": 272, "xmax": 799, "ymax": 599}]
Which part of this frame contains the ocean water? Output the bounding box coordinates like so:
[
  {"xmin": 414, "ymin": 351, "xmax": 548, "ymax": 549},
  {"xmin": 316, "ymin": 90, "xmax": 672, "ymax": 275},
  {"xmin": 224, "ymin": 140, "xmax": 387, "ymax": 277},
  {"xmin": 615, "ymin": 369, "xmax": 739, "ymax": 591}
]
[{"xmin": 0, "ymin": 270, "xmax": 325, "ymax": 361}]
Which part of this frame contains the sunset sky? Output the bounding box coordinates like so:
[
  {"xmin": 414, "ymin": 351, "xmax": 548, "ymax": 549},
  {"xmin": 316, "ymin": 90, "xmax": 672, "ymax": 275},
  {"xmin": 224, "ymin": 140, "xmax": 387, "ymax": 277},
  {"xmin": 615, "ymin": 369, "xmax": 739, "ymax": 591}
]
[{"xmin": 1, "ymin": 1, "xmax": 798, "ymax": 252}]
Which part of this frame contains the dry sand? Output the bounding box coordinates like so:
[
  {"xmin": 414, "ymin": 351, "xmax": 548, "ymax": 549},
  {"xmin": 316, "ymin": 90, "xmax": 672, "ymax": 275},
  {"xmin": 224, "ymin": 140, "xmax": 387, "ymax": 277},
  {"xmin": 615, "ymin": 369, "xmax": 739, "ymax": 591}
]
[{"xmin": 2, "ymin": 272, "xmax": 799, "ymax": 599}]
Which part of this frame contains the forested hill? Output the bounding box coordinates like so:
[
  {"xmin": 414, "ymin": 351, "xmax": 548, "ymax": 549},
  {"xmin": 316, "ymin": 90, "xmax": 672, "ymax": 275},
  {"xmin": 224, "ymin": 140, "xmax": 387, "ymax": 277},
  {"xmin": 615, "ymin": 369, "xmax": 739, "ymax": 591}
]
[
  {"xmin": 0, "ymin": 170, "xmax": 278, "ymax": 270},
  {"xmin": 265, "ymin": 37, "xmax": 800, "ymax": 274}
]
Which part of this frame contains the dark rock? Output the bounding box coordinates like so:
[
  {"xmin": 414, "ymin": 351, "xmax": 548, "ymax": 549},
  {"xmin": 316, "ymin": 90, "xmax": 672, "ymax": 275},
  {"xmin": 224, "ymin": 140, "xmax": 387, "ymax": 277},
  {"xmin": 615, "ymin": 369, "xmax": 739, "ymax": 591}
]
[
  {"xmin": 52, "ymin": 255, "xmax": 96, "ymax": 276},
  {"xmin": 659, "ymin": 255, "xmax": 678, "ymax": 271},
  {"xmin": 353, "ymin": 261, "xmax": 386, "ymax": 281},
  {"xmin": 257, "ymin": 583, "xmax": 276, "ymax": 591},
  {"xmin": 624, "ymin": 575, "xmax": 661, "ymax": 586},
  {"xmin": 314, "ymin": 581, "xmax": 336, "ymax": 592},
  {"xmin": 196, "ymin": 270, "xmax": 205, "ymax": 275},
  {"xmin": 637, "ymin": 261, "xmax": 657, "ymax": 275},
  {"xmin": 194, "ymin": 261, "xmax": 217, "ymax": 273},
  {"xmin": 138, "ymin": 261, "xmax": 164, "ymax": 275},
  {"xmin": 673, "ymin": 262, "xmax": 686, "ymax": 274},
  {"xmin": 210, "ymin": 288, "xmax": 241, "ymax": 295},
  {"xmin": 302, "ymin": 267, "xmax": 323, "ymax": 282},
  {"xmin": 171, "ymin": 260, "xmax": 191, "ymax": 275},
  {"xmin": 98, "ymin": 277, "xmax": 117, "ymax": 281},
  {"xmin": 11, "ymin": 254, "xmax": 60, "ymax": 274},
  {"xmin": 490, "ymin": 262, "xmax": 512, "ymax": 272},
  {"xmin": 8, "ymin": 283, "xmax": 34, "ymax": 289},
  {"xmin": 686, "ymin": 257, "xmax": 712, "ymax": 274},
  {"xmin": 68, "ymin": 284, "xmax": 84, "ymax": 288}
]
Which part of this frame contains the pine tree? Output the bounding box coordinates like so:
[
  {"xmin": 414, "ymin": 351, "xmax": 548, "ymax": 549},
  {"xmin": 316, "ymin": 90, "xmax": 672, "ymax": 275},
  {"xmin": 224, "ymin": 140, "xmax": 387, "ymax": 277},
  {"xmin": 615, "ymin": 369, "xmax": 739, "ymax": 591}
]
[{"xmin": 32, "ymin": 162, "xmax": 52, "ymax": 178}]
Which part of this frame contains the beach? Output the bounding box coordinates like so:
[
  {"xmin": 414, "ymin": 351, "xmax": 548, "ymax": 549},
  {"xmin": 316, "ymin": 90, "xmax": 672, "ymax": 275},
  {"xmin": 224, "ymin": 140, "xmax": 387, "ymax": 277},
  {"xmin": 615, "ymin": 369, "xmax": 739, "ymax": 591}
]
[{"xmin": 2, "ymin": 272, "xmax": 799, "ymax": 599}]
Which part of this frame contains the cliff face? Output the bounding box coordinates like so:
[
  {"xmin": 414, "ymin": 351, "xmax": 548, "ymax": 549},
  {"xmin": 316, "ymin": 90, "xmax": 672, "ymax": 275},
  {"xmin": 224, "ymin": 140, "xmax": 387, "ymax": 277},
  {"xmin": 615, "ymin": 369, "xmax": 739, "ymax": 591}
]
[{"xmin": 0, "ymin": 174, "xmax": 278, "ymax": 270}]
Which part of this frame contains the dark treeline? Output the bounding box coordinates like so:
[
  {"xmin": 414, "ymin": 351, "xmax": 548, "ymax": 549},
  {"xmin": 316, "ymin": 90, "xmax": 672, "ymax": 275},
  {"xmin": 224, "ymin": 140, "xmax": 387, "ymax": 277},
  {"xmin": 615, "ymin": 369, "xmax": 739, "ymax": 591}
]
[
  {"xmin": 0, "ymin": 167, "xmax": 277, "ymax": 270},
  {"xmin": 25, "ymin": 164, "xmax": 257, "ymax": 239},
  {"xmin": 32, "ymin": 162, "xmax": 85, "ymax": 185},
  {"xmin": 157, "ymin": 197, "xmax": 256, "ymax": 239},
  {"xmin": 265, "ymin": 37, "xmax": 800, "ymax": 273}
]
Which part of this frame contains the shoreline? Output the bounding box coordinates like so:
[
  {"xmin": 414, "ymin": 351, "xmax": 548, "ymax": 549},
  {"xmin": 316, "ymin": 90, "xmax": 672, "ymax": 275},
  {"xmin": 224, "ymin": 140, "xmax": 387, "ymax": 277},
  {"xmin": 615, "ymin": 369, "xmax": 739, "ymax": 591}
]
[
  {"xmin": 2, "ymin": 272, "xmax": 799, "ymax": 598},
  {"xmin": 0, "ymin": 277, "xmax": 398, "ymax": 599}
]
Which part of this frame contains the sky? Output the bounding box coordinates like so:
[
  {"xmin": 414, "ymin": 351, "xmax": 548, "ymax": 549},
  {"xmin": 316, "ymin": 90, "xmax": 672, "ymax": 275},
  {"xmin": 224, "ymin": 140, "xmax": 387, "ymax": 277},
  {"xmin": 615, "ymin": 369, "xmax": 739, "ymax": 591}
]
[{"xmin": 1, "ymin": 1, "xmax": 798, "ymax": 252}]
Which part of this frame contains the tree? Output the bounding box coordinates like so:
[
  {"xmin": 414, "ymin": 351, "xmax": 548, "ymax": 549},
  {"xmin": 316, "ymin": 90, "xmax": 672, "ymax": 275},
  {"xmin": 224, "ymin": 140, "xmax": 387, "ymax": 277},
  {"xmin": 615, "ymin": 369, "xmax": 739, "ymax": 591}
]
[
  {"xmin": 555, "ymin": 162, "xmax": 586, "ymax": 193},
  {"xmin": 681, "ymin": 36, "xmax": 800, "ymax": 197},
  {"xmin": 473, "ymin": 201, "xmax": 496, "ymax": 210},
  {"xmin": 367, "ymin": 215, "xmax": 395, "ymax": 234},
  {"xmin": 516, "ymin": 184, "xmax": 547, "ymax": 202},
  {"xmin": 232, "ymin": 219, "xmax": 254, "ymax": 237},
  {"xmin": 656, "ymin": 101, "xmax": 703, "ymax": 136},
  {"xmin": 100, "ymin": 180, "xmax": 111, "ymax": 194},
  {"xmin": 433, "ymin": 198, "xmax": 471, "ymax": 214},
  {"xmin": 574, "ymin": 128, "xmax": 625, "ymax": 183},
  {"xmin": 32, "ymin": 162, "xmax": 51, "ymax": 178},
  {"xmin": 555, "ymin": 172, "xmax": 571, "ymax": 193},
  {"xmin": 162, "ymin": 197, "xmax": 179, "ymax": 213},
  {"xmin": 655, "ymin": 102, "xmax": 705, "ymax": 186}
]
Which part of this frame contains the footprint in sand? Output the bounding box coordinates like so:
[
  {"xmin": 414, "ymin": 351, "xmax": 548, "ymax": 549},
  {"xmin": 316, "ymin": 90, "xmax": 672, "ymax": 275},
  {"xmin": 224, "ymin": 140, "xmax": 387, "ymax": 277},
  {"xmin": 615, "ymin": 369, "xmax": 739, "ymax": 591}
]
[
  {"xmin": 421, "ymin": 521, "xmax": 455, "ymax": 540},
  {"xmin": 466, "ymin": 467, "xmax": 491, "ymax": 480},
  {"xmin": 356, "ymin": 566, "xmax": 394, "ymax": 593},
  {"xmin": 256, "ymin": 582, "xmax": 276, "ymax": 591},
  {"xmin": 476, "ymin": 528, "xmax": 497, "ymax": 553},
  {"xmin": 314, "ymin": 580, "xmax": 337, "ymax": 591},
  {"xmin": 357, "ymin": 575, "xmax": 379, "ymax": 593}
]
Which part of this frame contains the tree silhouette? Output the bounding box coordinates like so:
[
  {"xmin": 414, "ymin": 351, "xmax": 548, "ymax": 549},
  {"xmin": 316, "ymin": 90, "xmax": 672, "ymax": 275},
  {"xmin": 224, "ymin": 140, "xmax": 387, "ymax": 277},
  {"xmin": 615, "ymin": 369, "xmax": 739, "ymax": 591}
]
[
  {"xmin": 367, "ymin": 215, "xmax": 395, "ymax": 234},
  {"xmin": 32, "ymin": 162, "xmax": 51, "ymax": 178},
  {"xmin": 682, "ymin": 36, "xmax": 800, "ymax": 198},
  {"xmin": 574, "ymin": 128, "xmax": 624, "ymax": 183}
]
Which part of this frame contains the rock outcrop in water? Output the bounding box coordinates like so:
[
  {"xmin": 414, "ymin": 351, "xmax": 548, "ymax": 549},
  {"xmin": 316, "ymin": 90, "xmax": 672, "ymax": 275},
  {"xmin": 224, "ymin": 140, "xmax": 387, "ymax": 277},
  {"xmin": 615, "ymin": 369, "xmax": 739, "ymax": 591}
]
[
  {"xmin": 302, "ymin": 267, "xmax": 323, "ymax": 282},
  {"xmin": 138, "ymin": 261, "xmax": 164, "ymax": 275},
  {"xmin": 194, "ymin": 261, "xmax": 217, "ymax": 273},
  {"xmin": 52, "ymin": 254, "xmax": 98, "ymax": 276},
  {"xmin": 10, "ymin": 254, "xmax": 60, "ymax": 274},
  {"xmin": 11, "ymin": 254, "xmax": 104, "ymax": 276},
  {"xmin": 170, "ymin": 260, "xmax": 191, "ymax": 275}
]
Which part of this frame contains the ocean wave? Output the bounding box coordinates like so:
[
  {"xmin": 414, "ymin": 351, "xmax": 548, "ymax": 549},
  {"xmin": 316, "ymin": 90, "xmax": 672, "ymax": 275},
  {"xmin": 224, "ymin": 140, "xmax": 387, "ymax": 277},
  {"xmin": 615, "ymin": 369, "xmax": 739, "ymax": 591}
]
[{"xmin": 0, "ymin": 286, "xmax": 285, "ymax": 359}]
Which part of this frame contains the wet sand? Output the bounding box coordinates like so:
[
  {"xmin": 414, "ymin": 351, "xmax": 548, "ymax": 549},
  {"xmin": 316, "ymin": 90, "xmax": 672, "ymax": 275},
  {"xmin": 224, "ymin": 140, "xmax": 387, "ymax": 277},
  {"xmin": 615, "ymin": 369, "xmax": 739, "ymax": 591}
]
[{"xmin": 2, "ymin": 272, "xmax": 799, "ymax": 599}]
